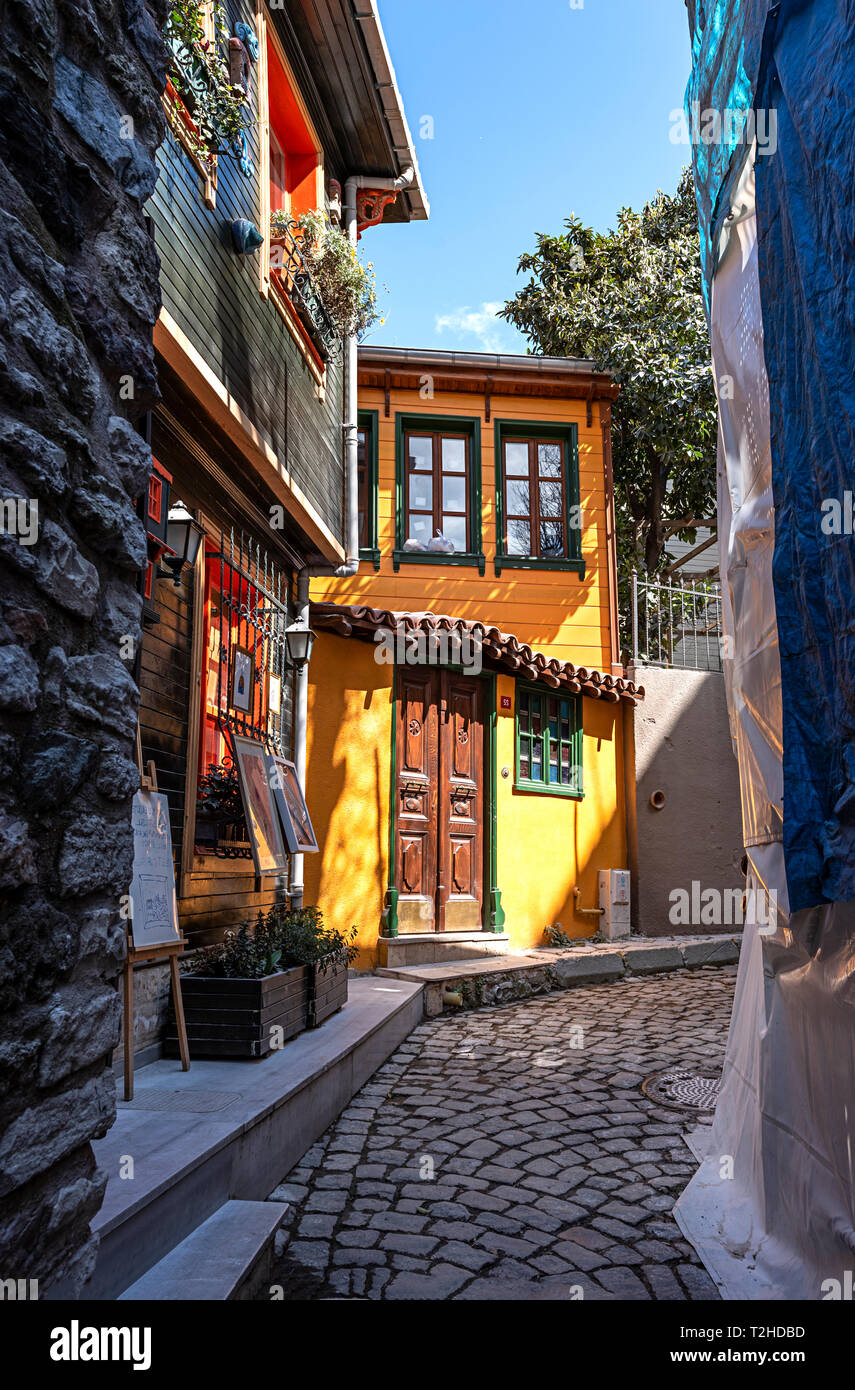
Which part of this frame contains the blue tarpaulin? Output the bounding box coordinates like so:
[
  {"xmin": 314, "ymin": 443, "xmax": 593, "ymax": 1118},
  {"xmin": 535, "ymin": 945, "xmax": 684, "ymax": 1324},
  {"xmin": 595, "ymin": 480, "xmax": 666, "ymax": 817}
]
[
  {"xmin": 687, "ymin": 0, "xmax": 855, "ymax": 912},
  {"xmin": 677, "ymin": 0, "xmax": 855, "ymax": 1300}
]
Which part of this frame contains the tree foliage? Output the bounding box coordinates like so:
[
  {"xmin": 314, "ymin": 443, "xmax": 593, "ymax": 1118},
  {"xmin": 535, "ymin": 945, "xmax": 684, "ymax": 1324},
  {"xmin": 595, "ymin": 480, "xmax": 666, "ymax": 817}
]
[{"xmin": 501, "ymin": 169, "xmax": 717, "ymax": 578}]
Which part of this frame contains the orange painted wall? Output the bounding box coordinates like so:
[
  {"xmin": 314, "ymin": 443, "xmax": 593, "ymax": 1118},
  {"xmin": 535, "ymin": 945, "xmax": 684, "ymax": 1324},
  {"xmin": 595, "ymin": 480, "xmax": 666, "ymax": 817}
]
[
  {"xmin": 302, "ymin": 632, "xmax": 392, "ymax": 971},
  {"xmin": 310, "ymin": 385, "xmax": 613, "ymax": 671}
]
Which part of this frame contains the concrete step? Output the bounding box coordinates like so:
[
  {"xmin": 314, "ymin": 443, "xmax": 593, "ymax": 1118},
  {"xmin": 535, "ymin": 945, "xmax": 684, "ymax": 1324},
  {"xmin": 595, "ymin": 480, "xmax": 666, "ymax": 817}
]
[
  {"xmin": 377, "ymin": 931, "xmax": 510, "ymax": 969},
  {"xmin": 119, "ymin": 1200, "xmax": 285, "ymax": 1301},
  {"xmin": 376, "ymin": 934, "xmax": 741, "ymax": 1017}
]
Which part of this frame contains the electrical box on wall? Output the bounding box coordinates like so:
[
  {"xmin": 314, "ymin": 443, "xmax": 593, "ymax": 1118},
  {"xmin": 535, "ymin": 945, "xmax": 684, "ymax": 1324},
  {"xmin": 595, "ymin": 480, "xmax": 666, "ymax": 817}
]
[{"xmin": 598, "ymin": 869, "xmax": 631, "ymax": 940}]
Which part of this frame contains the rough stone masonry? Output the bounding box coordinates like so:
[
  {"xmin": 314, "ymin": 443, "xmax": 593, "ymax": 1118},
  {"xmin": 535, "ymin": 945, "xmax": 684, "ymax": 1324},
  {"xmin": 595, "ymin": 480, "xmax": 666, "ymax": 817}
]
[{"xmin": 0, "ymin": 0, "xmax": 165, "ymax": 1295}]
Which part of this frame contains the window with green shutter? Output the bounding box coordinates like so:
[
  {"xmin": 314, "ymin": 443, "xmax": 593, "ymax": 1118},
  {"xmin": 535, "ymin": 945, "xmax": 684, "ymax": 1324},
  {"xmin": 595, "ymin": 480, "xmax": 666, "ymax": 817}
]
[{"xmin": 515, "ymin": 681, "xmax": 583, "ymax": 797}]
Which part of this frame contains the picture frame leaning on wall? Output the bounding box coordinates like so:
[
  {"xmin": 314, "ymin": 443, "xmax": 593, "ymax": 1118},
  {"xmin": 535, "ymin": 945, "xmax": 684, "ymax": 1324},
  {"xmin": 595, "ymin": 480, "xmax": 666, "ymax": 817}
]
[
  {"xmin": 232, "ymin": 734, "xmax": 290, "ymax": 875},
  {"xmin": 268, "ymin": 753, "xmax": 319, "ymax": 854}
]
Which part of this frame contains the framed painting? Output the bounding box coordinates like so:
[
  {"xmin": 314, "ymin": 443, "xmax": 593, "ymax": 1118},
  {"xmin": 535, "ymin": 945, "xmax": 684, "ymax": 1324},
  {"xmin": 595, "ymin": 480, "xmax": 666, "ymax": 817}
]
[
  {"xmin": 268, "ymin": 754, "xmax": 319, "ymax": 854},
  {"xmin": 230, "ymin": 644, "xmax": 254, "ymax": 715},
  {"xmin": 232, "ymin": 735, "xmax": 290, "ymax": 875}
]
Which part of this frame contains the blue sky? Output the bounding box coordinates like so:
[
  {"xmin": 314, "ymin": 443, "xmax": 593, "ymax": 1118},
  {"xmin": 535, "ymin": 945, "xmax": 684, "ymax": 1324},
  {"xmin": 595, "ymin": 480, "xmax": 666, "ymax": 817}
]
[{"xmin": 366, "ymin": 0, "xmax": 693, "ymax": 353}]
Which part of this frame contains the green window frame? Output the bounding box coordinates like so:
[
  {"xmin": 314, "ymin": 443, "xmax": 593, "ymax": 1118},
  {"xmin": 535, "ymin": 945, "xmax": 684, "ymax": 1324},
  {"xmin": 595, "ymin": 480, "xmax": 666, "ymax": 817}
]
[
  {"xmin": 393, "ymin": 412, "xmax": 485, "ymax": 573},
  {"xmin": 357, "ymin": 409, "xmax": 380, "ymax": 570},
  {"xmin": 515, "ymin": 681, "xmax": 583, "ymax": 798},
  {"xmin": 494, "ymin": 419, "xmax": 585, "ymax": 578}
]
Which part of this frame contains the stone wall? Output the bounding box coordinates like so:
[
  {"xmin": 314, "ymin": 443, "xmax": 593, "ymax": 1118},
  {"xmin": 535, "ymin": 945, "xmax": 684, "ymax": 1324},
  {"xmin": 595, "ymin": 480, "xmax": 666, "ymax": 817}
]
[
  {"xmin": 629, "ymin": 665, "xmax": 744, "ymax": 936},
  {"xmin": 0, "ymin": 0, "xmax": 165, "ymax": 1296}
]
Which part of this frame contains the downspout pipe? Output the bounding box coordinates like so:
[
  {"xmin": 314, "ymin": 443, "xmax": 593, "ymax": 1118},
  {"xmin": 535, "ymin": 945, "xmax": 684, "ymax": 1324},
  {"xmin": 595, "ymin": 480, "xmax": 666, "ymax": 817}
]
[{"xmin": 289, "ymin": 166, "xmax": 414, "ymax": 910}]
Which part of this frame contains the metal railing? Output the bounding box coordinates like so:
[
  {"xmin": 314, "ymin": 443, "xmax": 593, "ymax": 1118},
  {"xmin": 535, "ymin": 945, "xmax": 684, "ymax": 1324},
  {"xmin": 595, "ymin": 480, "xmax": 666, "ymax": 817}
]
[
  {"xmin": 269, "ymin": 217, "xmax": 340, "ymax": 359},
  {"xmin": 631, "ymin": 570, "xmax": 724, "ymax": 671}
]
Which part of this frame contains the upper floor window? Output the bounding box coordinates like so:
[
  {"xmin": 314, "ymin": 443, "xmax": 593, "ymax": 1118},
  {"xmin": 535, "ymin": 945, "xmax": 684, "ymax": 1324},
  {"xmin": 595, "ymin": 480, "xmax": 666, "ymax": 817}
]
[
  {"xmin": 266, "ymin": 31, "xmax": 320, "ymax": 225},
  {"xmin": 357, "ymin": 410, "xmax": 380, "ymax": 567},
  {"xmin": 394, "ymin": 414, "xmax": 484, "ymax": 572},
  {"xmin": 261, "ymin": 12, "xmax": 327, "ymax": 371},
  {"xmin": 406, "ymin": 430, "xmax": 469, "ymax": 552},
  {"xmin": 495, "ymin": 421, "xmax": 584, "ymax": 577}
]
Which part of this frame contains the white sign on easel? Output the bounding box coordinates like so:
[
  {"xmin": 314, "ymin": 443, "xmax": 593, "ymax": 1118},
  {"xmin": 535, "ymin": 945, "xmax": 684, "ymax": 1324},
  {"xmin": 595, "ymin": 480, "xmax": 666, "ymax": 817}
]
[{"xmin": 130, "ymin": 791, "xmax": 181, "ymax": 948}]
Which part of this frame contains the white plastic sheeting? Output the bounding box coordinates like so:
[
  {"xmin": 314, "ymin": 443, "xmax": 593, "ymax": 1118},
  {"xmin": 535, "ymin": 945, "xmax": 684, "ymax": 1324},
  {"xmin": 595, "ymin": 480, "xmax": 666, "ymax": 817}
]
[{"xmin": 674, "ymin": 153, "xmax": 855, "ymax": 1300}]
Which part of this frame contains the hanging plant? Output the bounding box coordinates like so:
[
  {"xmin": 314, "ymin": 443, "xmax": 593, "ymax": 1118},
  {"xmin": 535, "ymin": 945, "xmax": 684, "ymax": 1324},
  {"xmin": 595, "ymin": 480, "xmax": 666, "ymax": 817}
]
[
  {"xmin": 271, "ymin": 208, "xmax": 384, "ymax": 341},
  {"xmin": 164, "ymin": 1, "xmax": 251, "ymax": 162}
]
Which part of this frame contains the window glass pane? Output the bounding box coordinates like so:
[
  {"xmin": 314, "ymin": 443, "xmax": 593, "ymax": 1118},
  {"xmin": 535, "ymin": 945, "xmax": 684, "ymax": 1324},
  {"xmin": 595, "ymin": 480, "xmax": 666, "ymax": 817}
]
[
  {"xmin": 519, "ymin": 743, "xmax": 530, "ymax": 779},
  {"xmin": 270, "ymin": 131, "xmax": 287, "ymax": 214},
  {"xmin": 357, "ymin": 432, "xmax": 367, "ymax": 548},
  {"xmin": 506, "ymin": 480, "xmax": 530, "ymax": 516},
  {"xmin": 442, "ymin": 437, "xmax": 466, "ymax": 472},
  {"xmin": 408, "ymin": 513, "xmax": 432, "ymax": 544},
  {"xmin": 539, "ymin": 520, "xmax": 565, "ymax": 557},
  {"xmin": 409, "ymin": 474, "xmax": 432, "ymax": 512},
  {"xmin": 531, "ymin": 697, "xmax": 542, "ymax": 735},
  {"xmin": 549, "ymin": 699, "xmax": 558, "ymax": 738},
  {"xmin": 442, "ymin": 475, "xmax": 466, "ymax": 512},
  {"xmin": 561, "ymin": 745, "xmax": 571, "ymax": 785},
  {"xmin": 408, "ymin": 436, "xmax": 432, "ymax": 470},
  {"xmin": 505, "ymin": 442, "xmax": 529, "ymax": 476},
  {"xmin": 531, "ymin": 744, "xmax": 543, "ymax": 780},
  {"xmin": 441, "ymin": 514, "xmax": 466, "ymax": 551},
  {"xmin": 549, "ymin": 748, "xmax": 559, "ymax": 784},
  {"xmin": 538, "ymin": 442, "xmax": 562, "ymax": 477},
  {"xmin": 506, "ymin": 519, "xmax": 530, "ymax": 555},
  {"xmin": 539, "ymin": 480, "xmax": 563, "ymax": 518}
]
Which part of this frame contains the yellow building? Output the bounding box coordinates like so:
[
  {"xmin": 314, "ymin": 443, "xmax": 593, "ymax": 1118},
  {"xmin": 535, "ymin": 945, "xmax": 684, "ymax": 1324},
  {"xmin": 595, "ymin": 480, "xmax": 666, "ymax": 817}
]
[{"xmin": 305, "ymin": 347, "xmax": 641, "ymax": 969}]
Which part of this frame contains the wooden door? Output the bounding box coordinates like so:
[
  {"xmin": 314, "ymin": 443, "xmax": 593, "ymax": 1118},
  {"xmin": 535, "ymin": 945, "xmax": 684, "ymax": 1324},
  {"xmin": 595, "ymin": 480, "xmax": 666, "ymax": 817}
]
[
  {"xmin": 395, "ymin": 670, "xmax": 484, "ymax": 933},
  {"xmin": 438, "ymin": 672, "xmax": 484, "ymax": 931}
]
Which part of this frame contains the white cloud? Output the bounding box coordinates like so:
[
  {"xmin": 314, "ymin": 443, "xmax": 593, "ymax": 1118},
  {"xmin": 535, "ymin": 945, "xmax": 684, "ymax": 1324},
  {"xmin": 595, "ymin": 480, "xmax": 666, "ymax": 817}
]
[{"xmin": 434, "ymin": 301, "xmax": 516, "ymax": 353}]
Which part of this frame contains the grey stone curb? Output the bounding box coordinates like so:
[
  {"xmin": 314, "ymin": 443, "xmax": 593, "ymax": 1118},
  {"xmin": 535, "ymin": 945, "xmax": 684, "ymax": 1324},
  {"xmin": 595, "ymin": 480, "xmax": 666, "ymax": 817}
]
[{"xmin": 414, "ymin": 936, "xmax": 742, "ymax": 1016}]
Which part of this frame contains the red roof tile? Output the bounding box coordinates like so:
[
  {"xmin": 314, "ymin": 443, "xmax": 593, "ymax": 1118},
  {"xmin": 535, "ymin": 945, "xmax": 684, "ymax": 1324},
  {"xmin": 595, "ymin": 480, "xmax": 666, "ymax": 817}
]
[{"xmin": 310, "ymin": 603, "xmax": 644, "ymax": 704}]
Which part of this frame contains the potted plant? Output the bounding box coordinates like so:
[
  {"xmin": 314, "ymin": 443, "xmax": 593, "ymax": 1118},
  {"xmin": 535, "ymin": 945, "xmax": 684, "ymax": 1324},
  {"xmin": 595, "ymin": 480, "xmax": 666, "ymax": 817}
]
[
  {"xmin": 167, "ymin": 916, "xmax": 309, "ymax": 1059},
  {"xmin": 269, "ymin": 209, "xmax": 382, "ymax": 347},
  {"xmin": 194, "ymin": 762, "xmax": 251, "ymax": 858},
  {"xmin": 164, "ymin": 1, "xmax": 251, "ymax": 161},
  {"xmin": 273, "ymin": 906, "xmax": 359, "ymax": 1028}
]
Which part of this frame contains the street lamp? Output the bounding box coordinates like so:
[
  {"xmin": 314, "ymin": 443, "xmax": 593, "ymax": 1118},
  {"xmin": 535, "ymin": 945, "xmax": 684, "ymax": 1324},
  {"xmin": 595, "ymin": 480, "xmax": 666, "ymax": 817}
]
[
  {"xmin": 161, "ymin": 501, "xmax": 205, "ymax": 585},
  {"xmin": 284, "ymin": 623, "xmax": 316, "ymax": 669}
]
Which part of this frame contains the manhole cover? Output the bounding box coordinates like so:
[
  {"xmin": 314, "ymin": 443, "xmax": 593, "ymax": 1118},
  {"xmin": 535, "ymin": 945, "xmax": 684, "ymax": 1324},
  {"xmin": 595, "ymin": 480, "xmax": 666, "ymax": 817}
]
[{"xmin": 642, "ymin": 1069, "xmax": 721, "ymax": 1112}]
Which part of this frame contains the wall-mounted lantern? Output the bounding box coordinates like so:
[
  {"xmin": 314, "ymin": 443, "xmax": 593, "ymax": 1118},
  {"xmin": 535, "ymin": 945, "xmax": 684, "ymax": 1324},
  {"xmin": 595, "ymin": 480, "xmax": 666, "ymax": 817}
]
[
  {"xmin": 159, "ymin": 501, "xmax": 205, "ymax": 585},
  {"xmin": 284, "ymin": 624, "xmax": 316, "ymax": 669}
]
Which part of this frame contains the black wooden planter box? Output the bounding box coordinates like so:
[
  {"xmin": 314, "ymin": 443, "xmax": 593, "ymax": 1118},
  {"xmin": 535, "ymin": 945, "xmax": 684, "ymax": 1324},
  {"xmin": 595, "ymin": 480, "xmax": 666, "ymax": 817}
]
[
  {"xmin": 165, "ymin": 965, "xmax": 309, "ymax": 1059},
  {"xmin": 307, "ymin": 950, "xmax": 348, "ymax": 1029}
]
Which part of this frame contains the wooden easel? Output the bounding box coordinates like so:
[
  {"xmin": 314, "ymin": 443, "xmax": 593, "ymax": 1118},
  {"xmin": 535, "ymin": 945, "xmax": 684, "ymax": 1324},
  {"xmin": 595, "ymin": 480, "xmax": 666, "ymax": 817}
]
[{"xmin": 123, "ymin": 729, "xmax": 191, "ymax": 1101}]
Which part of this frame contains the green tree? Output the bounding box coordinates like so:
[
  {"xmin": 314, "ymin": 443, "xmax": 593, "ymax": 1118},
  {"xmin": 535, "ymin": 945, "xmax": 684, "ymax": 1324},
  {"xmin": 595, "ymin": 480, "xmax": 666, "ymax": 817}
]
[{"xmin": 501, "ymin": 169, "xmax": 717, "ymax": 578}]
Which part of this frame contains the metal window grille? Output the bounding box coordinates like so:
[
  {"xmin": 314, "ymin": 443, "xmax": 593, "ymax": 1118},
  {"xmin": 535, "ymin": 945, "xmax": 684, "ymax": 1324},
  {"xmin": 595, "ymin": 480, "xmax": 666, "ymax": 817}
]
[{"xmin": 213, "ymin": 527, "xmax": 291, "ymax": 752}]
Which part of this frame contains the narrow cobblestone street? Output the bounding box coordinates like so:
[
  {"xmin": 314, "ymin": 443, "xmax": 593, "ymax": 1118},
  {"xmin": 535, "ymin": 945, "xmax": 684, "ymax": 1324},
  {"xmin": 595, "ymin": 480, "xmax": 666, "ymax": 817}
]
[{"xmin": 267, "ymin": 966, "xmax": 735, "ymax": 1300}]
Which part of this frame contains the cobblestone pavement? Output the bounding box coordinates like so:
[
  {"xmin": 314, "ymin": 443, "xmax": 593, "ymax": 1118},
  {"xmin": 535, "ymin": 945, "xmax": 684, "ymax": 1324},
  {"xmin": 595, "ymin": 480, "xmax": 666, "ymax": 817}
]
[{"xmin": 267, "ymin": 966, "xmax": 735, "ymax": 1300}]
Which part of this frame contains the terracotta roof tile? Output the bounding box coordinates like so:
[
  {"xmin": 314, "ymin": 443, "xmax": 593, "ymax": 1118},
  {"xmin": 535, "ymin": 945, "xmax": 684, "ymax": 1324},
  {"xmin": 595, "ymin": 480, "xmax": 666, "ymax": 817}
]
[{"xmin": 310, "ymin": 602, "xmax": 643, "ymax": 704}]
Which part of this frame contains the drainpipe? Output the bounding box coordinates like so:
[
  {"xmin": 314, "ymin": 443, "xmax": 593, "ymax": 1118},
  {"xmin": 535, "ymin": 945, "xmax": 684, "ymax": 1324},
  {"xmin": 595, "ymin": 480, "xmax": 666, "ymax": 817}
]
[{"xmin": 288, "ymin": 166, "xmax": 415, "ymax": 911}]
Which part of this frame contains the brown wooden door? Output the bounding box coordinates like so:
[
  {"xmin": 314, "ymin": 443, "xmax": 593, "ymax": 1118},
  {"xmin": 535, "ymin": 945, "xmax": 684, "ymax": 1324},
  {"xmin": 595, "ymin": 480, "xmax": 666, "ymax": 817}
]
[{"xmin": 395, "ymin": 670, "xmax": 484, "ymax": 933}]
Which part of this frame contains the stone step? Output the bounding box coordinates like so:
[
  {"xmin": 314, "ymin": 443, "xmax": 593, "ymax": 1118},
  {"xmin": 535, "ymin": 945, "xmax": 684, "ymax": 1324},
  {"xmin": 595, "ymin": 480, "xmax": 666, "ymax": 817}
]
[
  {"xmin": 86, "ymin": 977, "xmax": 423, "ymax": 1300},
  {"xmin": 377, "ymin": 931, "xmax": 510, "ymax": 969},
  {"xmin": 118, "ymin": 1200, "xmax": 285, "ymax": 1301},
  {"xmin": 376, "ymin": 935, "xmax": 741, "ymax": 1017}
]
